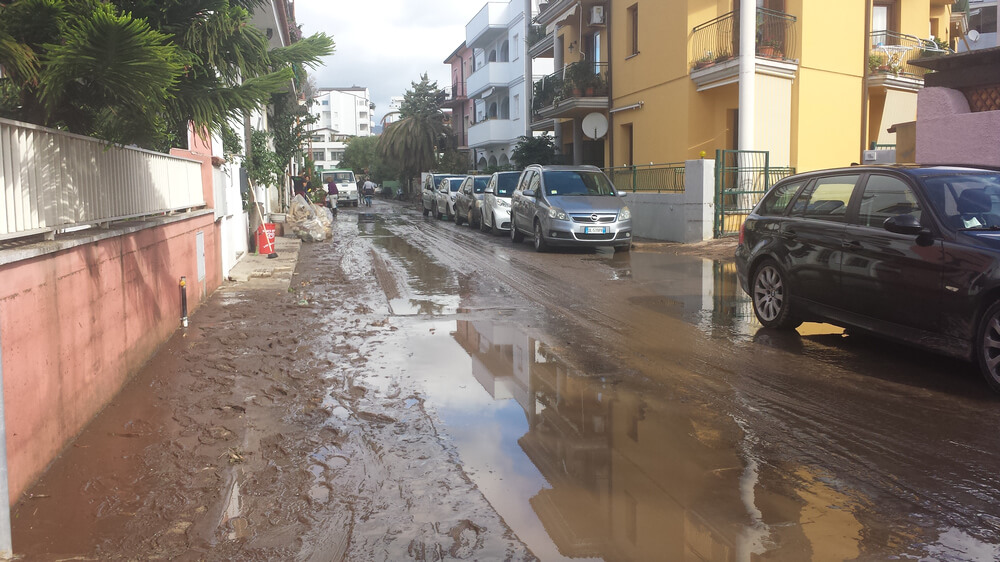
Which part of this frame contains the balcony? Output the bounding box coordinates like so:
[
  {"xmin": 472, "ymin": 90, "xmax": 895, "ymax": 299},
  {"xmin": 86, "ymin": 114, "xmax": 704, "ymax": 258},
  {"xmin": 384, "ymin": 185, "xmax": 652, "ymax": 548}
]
[
  {"xmin": 467, "ymin": 2, "xmax": 510, "ymax": 47},
  {"xmin": 444, "ymin": 82, "xmax": 468, "ymax": 108},
  {"xmin": 867, "ymin": 31, "xmax": 951, "ymax": 92},
  {"xmin": 531, "ymin": 62, "xmax": 608, "ymax": 123},
  {"xmin": 468, "ymin": 117, "xmax": 522, "ymax": 148},
  {"xmin": 528, "ymin": 24, "xmax": 554, "ymax": 58},
  {"xmin": 689, "ymin": 8, "xmax": 799, "ymax": 90},
  {"xmin": 468, "ymin": 61, "xmax": 520, "ymax": 98}
]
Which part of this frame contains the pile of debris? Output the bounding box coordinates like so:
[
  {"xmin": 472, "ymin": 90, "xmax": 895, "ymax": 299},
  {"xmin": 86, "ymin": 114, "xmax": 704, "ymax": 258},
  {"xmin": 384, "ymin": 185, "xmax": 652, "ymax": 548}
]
[{"xmin": 286, "ymin": 194, "xmax": 334, "ymax": 242}]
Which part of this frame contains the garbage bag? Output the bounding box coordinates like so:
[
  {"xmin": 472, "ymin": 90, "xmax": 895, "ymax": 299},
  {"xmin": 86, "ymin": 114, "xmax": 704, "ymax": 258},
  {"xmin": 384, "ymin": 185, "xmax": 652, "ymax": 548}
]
[
  {"xmin": 287, "ymin": 194, "xmax": 327, "ymax": 242},
  {"xmin": 298, "ymin": 218, "xmax": 327, "ymax": 242}
]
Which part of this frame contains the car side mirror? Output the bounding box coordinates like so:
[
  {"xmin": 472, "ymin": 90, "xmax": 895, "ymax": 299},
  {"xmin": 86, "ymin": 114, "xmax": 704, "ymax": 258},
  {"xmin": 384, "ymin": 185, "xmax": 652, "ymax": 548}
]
[
  {"xmin": 618, "ymin": 191, "xmax": 628, "ymax": 197},
  {"xmin": 883, "ymin": 214, "xmax": 924, "ymax": 235},
  {"xmin": 522, "ymin": 189, "xmax": 536, "ymax": 198},
  {"xmin": 485, "ymin": 188, "xmax": 494, "ymax": 194}
]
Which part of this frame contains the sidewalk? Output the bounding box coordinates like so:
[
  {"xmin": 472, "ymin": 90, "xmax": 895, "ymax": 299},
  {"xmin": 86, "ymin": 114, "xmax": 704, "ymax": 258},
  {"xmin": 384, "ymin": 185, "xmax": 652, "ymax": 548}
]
[{"xmin": 225, "ymin": 234, "xmax": 302, "ymax": 290}]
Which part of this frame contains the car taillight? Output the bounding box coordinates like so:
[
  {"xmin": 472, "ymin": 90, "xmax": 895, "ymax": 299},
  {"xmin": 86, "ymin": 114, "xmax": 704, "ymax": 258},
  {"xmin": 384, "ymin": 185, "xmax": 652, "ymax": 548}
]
[{"xmin": 739, "ymin": 221, "xmax": 746, "ymax": 245}]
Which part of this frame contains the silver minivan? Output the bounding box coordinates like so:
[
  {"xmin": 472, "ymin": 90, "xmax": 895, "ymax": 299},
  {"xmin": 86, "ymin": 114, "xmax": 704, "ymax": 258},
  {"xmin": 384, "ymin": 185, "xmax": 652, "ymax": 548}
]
[{"xmin": 510, "ymin": 165, "xmax": 632, "ymax": 252}]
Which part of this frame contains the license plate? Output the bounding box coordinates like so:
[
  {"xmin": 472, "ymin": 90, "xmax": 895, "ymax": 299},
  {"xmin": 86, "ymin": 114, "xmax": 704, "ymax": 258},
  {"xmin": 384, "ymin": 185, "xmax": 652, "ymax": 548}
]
[{"xmin": 585, "ymin": 226, "xmax": 607, "ymax": 234}]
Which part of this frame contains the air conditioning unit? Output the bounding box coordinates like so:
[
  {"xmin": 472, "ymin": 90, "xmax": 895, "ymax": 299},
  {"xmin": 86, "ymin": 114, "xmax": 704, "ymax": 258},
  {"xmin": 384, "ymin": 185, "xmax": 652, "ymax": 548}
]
[
  {"xmin": 863, "ymin": 150, "xmax": 878, "ymax": 162},
  {"xmin": 589, "ymin": 5, "xmax": 606, "ymax": 26}
]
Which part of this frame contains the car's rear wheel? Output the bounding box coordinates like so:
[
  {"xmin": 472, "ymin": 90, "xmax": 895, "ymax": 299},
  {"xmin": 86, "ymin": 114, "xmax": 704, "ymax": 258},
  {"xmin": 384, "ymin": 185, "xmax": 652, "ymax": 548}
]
[
  {"xmin": 422, "ymin": 205, "xmax": 429, "ymax": 217},
  {"xmin": 491, "ymin": 213, "xmax": 500, "ymax": 236},
  {"xmin": 455, "ymin": 207, "xmax": 464, "ymax": 225},
  {"xmin": 511, "ymin": 216, "xmax": 524, "ymax": 243},
  {"xmin": 751, "ymin": 260, "xmax": 800, "ymax": 329},
  {"xmin": 976, "ymin": 300, "xmax": 1000, "ymax": 393},
  {"xmin": 479, "ymin": 211, "xmax": 488, "ymax": 232},
  {"xmin": 533, "ymin": 221, "xmax": 548, "ymax": 252},
  {"xmin": 435, "ymin": 203, "xmax": 443, "ymax": 220}
]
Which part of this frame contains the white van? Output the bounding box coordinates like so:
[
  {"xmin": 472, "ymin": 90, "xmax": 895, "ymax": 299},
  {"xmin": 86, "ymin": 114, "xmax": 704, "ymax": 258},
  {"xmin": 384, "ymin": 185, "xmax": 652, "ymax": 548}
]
[{"xmin": 323, "ymin": 170, "xmax": 359, "ymax": 207}]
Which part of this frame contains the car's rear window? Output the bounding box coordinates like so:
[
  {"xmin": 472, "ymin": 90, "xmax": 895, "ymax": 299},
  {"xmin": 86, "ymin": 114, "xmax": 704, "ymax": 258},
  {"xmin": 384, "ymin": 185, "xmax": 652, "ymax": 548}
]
[
  {"xmin": 473, "ymin": 177, "xmax": 489, "ymax": 192},
  {"xmin": 759, "ymin": 181, "xmax": 804, "ymax": 216},
  {"xmin": 922, "ymin": 173, "xmax": 1000, "ymax": 230},
  {"xmin": 495, "ymin": 173, "xmax": 519, "ymax": 196},
  {"xmin": 449, "ymin": 179, "xmax": 464, "ymax": 191},
  {"xmin": 790, "ymin": 175, "xmax": 859, "ymax": 222}
]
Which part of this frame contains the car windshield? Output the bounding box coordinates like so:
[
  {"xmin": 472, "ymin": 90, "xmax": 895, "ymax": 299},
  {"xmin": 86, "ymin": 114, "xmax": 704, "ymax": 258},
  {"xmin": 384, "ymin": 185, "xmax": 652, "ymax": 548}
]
[
  {"xmin": 922, "ymin": 173, "xmax": 1000, "ymax": 230},
  {"xmin": 449, "ymin": 179, "xmax": 464, "ymax": 191},
  {"xmin": 541, "ymin": 170, "xmax": 616, "ymax": 196},
  {"xmin": 473, "ymin": 177, "xmax": 489, "ymax": 193},
  {"xmin": 332, "ymin": 172, "xmax": 354, "ymax": 183},
  {"xmin": 495, "ymin": 173, "xmax": 519, "ymax": 196}
]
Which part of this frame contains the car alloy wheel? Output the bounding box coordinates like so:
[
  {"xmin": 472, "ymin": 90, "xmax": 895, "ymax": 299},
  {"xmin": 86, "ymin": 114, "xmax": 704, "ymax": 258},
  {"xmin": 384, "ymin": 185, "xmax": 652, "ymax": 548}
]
[
  {"xmin": 977, "ymin": 301, "xmax": 1000, "ymax": 393},
  {"xmin": 533, "ymin": 221, "xmax": 548, "ymax": 252},
  {"xmin": 751, "ymin": 261, "xmax": 799, "ymax": 329}
]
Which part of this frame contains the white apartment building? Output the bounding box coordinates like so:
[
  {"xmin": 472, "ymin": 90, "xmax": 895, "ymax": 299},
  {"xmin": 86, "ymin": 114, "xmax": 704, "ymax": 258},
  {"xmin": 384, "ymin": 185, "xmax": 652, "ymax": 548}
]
[
  {"xmin": 959, "ymin": 0, "xmax": 998, "ymax": 51},
  {"xmin": 308, "ymin": 87, "xmax": 375, "ymax": 171},
  {"xmin": 465, "ymin": 0, "xmax": 550, "ymax": 170}
]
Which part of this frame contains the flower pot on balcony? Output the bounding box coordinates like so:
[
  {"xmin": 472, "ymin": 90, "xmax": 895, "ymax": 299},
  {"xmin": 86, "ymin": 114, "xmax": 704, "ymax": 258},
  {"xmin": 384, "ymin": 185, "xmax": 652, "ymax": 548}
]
[
  {"xmin": 585, "ymin": 87, "xmax": 595, "ymax": 96},
  {"xmin": 758, "ymin": 46, "xmax": 782, "ymax": 59},
  {"xmin": 694, "ymin": 60, "xmax": 715, "ymax": 70}
]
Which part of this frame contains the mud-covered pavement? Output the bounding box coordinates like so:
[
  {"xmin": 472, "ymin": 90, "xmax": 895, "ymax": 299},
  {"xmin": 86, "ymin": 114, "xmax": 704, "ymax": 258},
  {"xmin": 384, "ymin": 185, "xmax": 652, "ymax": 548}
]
[{"xmin": 12, "ymin": 199, "xmax": 1000, "ymax": 561}]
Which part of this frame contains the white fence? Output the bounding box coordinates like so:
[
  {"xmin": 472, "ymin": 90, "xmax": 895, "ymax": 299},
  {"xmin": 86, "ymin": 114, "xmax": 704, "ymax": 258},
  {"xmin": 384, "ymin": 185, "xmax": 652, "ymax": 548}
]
[{"xmin": 0, "ymin": 118, "xmax": 205, "ymax": 241}]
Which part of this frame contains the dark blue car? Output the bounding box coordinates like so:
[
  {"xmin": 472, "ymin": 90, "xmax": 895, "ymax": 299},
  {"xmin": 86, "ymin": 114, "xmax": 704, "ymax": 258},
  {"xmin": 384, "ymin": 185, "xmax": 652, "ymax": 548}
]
[{"xmin": 735, "ymin": 165, "xmax": 1000, "ymax": 392}]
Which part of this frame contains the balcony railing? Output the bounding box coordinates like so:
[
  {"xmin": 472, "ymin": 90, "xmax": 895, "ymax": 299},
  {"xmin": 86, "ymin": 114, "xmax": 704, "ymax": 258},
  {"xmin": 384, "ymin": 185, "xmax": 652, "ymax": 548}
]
[
  {"xmin": 452, "ymin": 83, "xmax": 466, "ymax": 100},
  {"xmin": 690, "ymin": 8, "xmax": 798, "ymax": 70},
  {"xmin": 532, "ymin": 62, "xmax": 609, "ymax": 113},
  {"xmin": 868, "ymin": 31, "xmax": 951, "ymax": 78},
  {"xmin": 604, "ymin": 163, "xmax": 686, "ymax": 193},
  {"xmin": 528, "ymin": 24, "xmax": 547, "ymax": 48}
]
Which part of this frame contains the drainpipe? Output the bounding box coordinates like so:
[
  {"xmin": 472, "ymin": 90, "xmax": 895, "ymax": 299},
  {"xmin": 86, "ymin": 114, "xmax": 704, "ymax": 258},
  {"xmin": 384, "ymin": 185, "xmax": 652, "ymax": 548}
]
[
  {"xmin": 525, "ymin": 0, "xmax": 533, "ymax": 138},
  {"xmin": 861, "ymin": 0, "xmax": 872, "ymax": 160},
  {"xmin": 737, "ymin": 0, "xmax": 756, "ymax": 154},
  {"xmin": 607, "ymin": 3, "xmax": 614, "ymax": 168},
  {"xmin": 0, "ymin": 317, "xmax": 13, "ymax": 559}
]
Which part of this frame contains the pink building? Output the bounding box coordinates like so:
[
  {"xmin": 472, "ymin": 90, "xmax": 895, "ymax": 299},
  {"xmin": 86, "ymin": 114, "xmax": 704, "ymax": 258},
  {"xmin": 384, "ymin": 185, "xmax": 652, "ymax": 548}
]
[{"xmin": 444, "ymin": 42, "xmax": 475, "ymax": 163}]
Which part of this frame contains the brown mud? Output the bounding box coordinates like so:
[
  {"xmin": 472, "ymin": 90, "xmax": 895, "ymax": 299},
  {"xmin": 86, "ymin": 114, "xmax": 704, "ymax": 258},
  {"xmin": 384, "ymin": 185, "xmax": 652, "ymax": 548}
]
[{"xmin": 12, "ymin": 224, "xmax": 535, "ymax": 561}]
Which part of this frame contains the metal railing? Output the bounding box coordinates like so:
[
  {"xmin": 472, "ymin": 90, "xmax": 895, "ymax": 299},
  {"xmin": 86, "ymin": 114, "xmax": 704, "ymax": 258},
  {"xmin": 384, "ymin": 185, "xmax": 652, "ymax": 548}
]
[
  {"xmin": 868, "ymin": 31, "xmax": 950, "ymax": 78},
  {"xmin": 528, "ymin": 24, "xmax": 547, "ymax": 49},
  {"xmin": 690, "ymin": 8, "xmax": 798, "ymax": 70},
  {"xmin": 0, "ymin": 118, "xmax": 205, "ymax": 242},
  {"xmin": 715, "ymin": 149, "xmax": 794, "ymax": 237},
  {"xmin": 604, "ymin": 163, "xmax": 686, "ymax": 193},
  {"xmin": 532, "ymin": 62, "xmax": 609, "ymax": 113}
]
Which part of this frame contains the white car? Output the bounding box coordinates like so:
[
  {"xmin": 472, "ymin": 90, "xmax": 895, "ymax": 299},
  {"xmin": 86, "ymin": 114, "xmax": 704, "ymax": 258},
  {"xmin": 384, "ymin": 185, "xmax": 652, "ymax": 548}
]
[
  {"xmin": 434, "ymin": 177, "xmax": 466, "ymax": 220},
  {"xmin": 323, "ymin": 169, "xmax": 359, "ymax": 207},
  {"xmin": 480, "ymin": 170, "xmax": 521, "ymax": 235}
]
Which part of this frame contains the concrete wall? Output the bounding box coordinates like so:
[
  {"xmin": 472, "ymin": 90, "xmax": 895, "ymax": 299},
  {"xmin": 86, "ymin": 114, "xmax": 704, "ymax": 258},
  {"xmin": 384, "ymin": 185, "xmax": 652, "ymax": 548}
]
[
  {"xmin": 916, "ymin": 87, "xmax": 1000, "ymax": 167},
  {"xmin": 621, "ymin": 159, "xmax": 715, "ymax": 243},
  {"xmin": 0, "ymin": 212, "xmax": 221, "ymax": 503}
]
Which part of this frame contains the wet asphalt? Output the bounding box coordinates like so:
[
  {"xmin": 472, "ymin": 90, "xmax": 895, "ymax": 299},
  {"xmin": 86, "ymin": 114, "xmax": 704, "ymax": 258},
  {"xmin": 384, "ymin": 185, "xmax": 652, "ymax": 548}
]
[{"xmin": 361, "ymin": 200, "xmax": 1000, "ymax": 561}]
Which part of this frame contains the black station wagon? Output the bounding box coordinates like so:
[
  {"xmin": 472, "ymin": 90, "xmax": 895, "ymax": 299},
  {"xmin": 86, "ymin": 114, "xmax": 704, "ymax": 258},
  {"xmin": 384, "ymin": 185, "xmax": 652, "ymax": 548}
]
[{"xmin": 735, "ymin": 165, "xmax": 1000, "ymax": 392}]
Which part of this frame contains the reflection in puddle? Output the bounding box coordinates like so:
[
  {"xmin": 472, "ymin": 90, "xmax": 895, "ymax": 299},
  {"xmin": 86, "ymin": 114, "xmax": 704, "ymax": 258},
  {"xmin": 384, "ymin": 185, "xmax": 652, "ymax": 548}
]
[
  {"xmin": 370, "ymin": 220, "xmax": 460, "ymax": 316},
  {"xmin": 403, "ymin": 319, "xmax": 866, "ymax": 561},
  {"xmin": 219, "ymin": 476, "xmax": 249, "ymax": 541}
]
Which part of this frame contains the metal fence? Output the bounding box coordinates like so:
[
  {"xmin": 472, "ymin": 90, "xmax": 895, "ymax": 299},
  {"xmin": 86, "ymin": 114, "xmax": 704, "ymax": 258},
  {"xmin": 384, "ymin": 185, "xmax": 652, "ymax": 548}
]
[
  {"xmin": 532, "ymin": 61, "xmax": 609, "ymax": 115},
  {"xmin": 715, "ymin": 150, "xmax": 794, "ymax": 237},
  {"xmin": 690, "ymin": 8, "xmax": 798, "ymax": 70},
  {"xmin": 604, "ymin": 163, "xmax": 686, "ymax": 193},
  {"xmin": 0, "ymin": 118, "xmax": 205, "ymax": 242}
]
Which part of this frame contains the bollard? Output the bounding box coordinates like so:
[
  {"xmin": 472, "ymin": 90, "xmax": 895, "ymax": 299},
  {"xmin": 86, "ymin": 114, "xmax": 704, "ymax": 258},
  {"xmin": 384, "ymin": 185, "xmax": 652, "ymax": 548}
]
[{"xmin": 180, "ymin": 276, "xmax": 188, "ymax": 328}]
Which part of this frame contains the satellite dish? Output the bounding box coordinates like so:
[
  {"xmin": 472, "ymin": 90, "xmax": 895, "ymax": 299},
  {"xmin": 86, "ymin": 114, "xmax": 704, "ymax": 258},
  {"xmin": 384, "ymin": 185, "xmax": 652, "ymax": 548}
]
[
  {"xmin": 582, "ymin": 112, "xmax": 608, "ymax": 140},
  {"xmin": 968, "ymin": 29, "xmax": 981, "ymax": 42}
]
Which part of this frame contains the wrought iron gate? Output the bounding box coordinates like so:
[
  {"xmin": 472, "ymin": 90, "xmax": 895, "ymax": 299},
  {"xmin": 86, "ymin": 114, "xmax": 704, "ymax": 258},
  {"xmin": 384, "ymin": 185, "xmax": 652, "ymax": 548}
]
[{"xmin": 714, "ymin": 150, "xmax": 794, "ymax": 238}]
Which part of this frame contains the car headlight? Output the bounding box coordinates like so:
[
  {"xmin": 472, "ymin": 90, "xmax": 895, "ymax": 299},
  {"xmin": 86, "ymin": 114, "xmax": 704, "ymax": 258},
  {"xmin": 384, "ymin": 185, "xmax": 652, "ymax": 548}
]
[
  {"xmin": 497, "ymin": 199, "xmax": 510, "ymax": 209},
  {"xmin": 548, "ymin": 207, "xmax": 569, "ymax": 220},
  {"xmin": 619, "ymin": 206, "xmax": 631, "ymax": 220}
]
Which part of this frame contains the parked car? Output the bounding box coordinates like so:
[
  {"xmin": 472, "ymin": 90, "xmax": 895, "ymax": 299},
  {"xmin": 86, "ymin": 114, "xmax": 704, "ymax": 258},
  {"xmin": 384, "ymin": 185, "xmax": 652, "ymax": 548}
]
[
  {"xmin": 735, "ymin": 165, "xmax": 1000, "ymax": 392},
  {"xmin": 454, "ymin": 175, "xmax": 491, "ymax": 227},
  {"xmin": 322, "ymin": 169, "xmax": 359, "ymax": 207},
  {"xmin": 509, "ymin": 164, "xmax": 632, "ymax": 252},
  {"xmin": 481, "ymin": 171, "xmax": 521, "ymax": 235},
  {"xmin": 434, "ymin": 177, "xmax": 467, "ymax": 220},
  {"xmin": 421, "ymin": 173, "xmax": 463, "ymax": 217}
]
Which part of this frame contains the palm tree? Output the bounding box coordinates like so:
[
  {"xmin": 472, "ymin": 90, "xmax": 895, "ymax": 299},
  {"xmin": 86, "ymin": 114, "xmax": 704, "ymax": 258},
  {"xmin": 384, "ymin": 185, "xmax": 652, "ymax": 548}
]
[
  {"xmin": 0, "ymin": 0, "xmax": 333, "ymax": 149},
  {"xmin": 377, "ymin": 74, "xmax": 451, "ymax": 195}
]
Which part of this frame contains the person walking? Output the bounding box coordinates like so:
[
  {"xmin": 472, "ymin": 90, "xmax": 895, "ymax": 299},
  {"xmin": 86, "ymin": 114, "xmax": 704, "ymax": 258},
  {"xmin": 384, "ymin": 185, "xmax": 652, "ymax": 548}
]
[
  {"xmin": 327, "ymin": 178, "xmax": 339, "ymax": 215},
  {"xmin": 362, "ymin": 177, "xmax": 376, "ymax": 207}
]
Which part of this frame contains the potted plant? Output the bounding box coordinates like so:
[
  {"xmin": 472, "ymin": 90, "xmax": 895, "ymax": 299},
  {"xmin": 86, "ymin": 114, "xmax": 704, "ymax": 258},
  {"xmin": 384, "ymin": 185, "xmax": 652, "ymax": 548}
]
[
  {"xmin": 564, "ymin": 63, "xmax": 589, "ymax": 97},
  {"xmin": 757, "ymin": 39, "xmax": 782, "ymax": 59},
  {"xmin": 693, "ymin": 52, "xmax": 715, "ymax": 70}
]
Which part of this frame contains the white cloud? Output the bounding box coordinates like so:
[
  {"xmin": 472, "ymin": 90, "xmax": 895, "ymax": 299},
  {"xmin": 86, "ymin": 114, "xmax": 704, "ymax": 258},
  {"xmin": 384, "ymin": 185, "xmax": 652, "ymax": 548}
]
[{"xmin": 295, "ymin": 0, "xmax": 481, "ymax": 125}]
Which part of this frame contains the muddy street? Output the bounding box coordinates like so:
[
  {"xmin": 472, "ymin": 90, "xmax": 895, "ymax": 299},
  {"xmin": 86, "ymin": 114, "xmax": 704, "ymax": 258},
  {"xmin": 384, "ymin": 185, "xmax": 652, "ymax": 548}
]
[{"xmin": 12, "ymin": 199, "xmax": 1000, "ymax": 561}]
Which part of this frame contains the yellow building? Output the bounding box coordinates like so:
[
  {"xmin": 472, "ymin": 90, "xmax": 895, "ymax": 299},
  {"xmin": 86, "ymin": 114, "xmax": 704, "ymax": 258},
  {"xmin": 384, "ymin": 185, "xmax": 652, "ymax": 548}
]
[{"xmin": 572, "ymin": 0, "xmax": 955, "ymax": 173}]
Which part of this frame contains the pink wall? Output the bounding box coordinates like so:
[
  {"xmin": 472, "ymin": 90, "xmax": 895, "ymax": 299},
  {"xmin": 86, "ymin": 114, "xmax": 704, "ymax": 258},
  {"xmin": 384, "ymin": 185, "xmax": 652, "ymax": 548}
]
[
  {"xmin": 916, "ymin": 87, "xmax": 1000, "ymax": 167},
  {"xmin": 0, "ymin": 213, "xmax": 221, "ymax": 502}
]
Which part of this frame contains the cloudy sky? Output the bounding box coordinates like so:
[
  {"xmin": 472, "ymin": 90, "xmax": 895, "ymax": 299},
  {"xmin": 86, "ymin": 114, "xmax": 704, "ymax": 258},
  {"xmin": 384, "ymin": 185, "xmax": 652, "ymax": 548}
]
[{"xmin": 295, "ymin": 0, "xmax": 481, "ymax": 125}]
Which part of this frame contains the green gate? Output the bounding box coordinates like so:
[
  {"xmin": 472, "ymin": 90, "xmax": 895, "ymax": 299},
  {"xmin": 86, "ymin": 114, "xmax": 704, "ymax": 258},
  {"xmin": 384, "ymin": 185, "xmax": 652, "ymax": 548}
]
[{"xmin": 714, "ymin": 150, "xmax": 794, "ymax": 238}]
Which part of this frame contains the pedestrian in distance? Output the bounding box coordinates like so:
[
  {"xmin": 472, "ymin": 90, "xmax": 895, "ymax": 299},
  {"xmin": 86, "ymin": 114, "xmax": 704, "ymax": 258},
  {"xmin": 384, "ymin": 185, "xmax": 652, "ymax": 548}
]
[
  {"xmin": 362, "ymin": 177, "xmax": 376, "ymax": 207},
  {"xmin": 327, "ymin": 178, "xmax": 339, "ymax": 215}
]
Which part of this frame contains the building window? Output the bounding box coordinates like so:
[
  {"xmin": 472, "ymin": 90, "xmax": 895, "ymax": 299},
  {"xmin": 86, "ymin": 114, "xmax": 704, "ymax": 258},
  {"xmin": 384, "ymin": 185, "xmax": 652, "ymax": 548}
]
[
  {"xmin": 512, "ymin": 34, "xmax": 519, "ymax": 60},
  {"xmin": 513, "ymin": 94, "xmax": 520, "ymax": 119},
  {"xmin": 627, "ymin": 4, "xmax": 639, "ymax": 56},
  {"xmin": 321, "ymin": 100, "xmax": 329, "ymax": 105},
  {"xmin": 312, "ymin": 151, "xmax": 325, "ymax": 161},
  {"xmin": 311, "ymin": 135, "xmax": 324, "ymax": 142},
  {"xmin": 331, "ymin": 151, "xmax": 345, "ymax": 161},
  {"xmin": 970, "ymin": 4, "xmax": 998, "ymax": 34}
]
